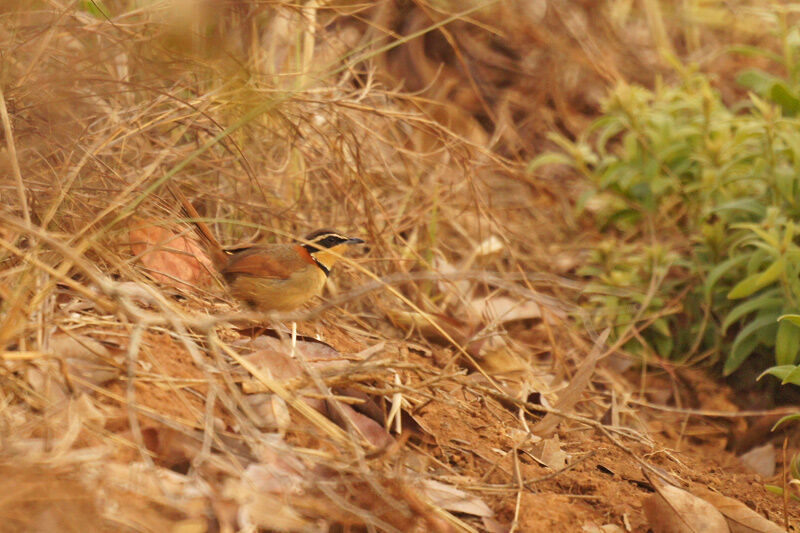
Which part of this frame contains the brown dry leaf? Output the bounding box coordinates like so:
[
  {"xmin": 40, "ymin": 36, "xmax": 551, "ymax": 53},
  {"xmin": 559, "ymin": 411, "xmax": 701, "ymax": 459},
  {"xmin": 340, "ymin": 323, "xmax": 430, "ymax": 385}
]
[
  {"xmin": 24, "ymin": 363, "xmax": 69, "ymax": 404},
  {"xmin": 52, "ymin": 396, "xmax": 108, "ymax": 457},
  {"xmin": 0, "ymin": 461, "xmax": 109, "ymax": 532},
  {"xmin": 241, "ymin": 347, "xmax": 394, "ymax": 447},
  {"xmin": 239, "ymin": 342, "xmax": 348, "ymax": 394},
  {"xmin": 738, "ymin": 444, "xmax": 776, "ymax": 477},
  {"xmin": 170, "ymin": 518, "xmax": 207, "ymax": 533},
  {"xmin": 420, "ymin": 479, "xmax": 494, "ymax": 517},
  {"xmin": 137, "ymin": 426, "xmax": 203, "ymax": 469},
  {"xmin": 387, "ymin": 309, "xmax": 474, "ymax": 346},
  {"xmin": 467, "ymin": 295, "xmax": 541, "ymax": 325},
  {"xmin": 236, "ymin": 491, "xmax": 310, "ymax": 531},
  {"xmin": 248, "ymin": 393, "xmax": 292, "ymax": 431},
  {"xmin": 239, "ymin": 458, "xmax": 306, "ymax": 495},
  {"xmin": 482, "ymin": 516, "xmax": 510, "ymax": 533},
  {"xmin": 693, "ymin": 488, "xmax": 784, "ymax": 533},
  {"xmin": 50, "ymin": 332, "xmax": 122, "ymax": 387},
  {"xmin": 113, "ymin": 281, "xmax": 159, "ymax": 306},
  {"xmin": 242, "ymin": 349, "xmax": 304, "ymax": 384},
  {"xmin": 241, "ymin": 335, "xmax": 349, "ymax": 369},
  {"xmin": 327, "ymin": 402, "xmax": 395, "ymax": 448},
  {"xmin": 532, "ymin": 329, "xmax": 610, "ymax": 437},
  {"xmin": 434, "ymin": 257, "xmax": 472, "ymax": 297},
  {"xmin": 99, "ymin": 461, "xmax": 212, "ymax": 527},
  {"xmin": 224, "ymin": 461, "xmax": 311, "ymax": 531},
  {"xmin": 531, "ymin": 435, "xmax": 569, "ymax": 470},
  {"xmin": 643, "ymin": 472, "xmax": 729, "ymax": 533},
  {"xmin": 472, "ymin": 335, "xmax": 534, "ymax": 375},
  {"xmin": 582, "ymin": 525, "xmax": 626, "ymax": 533},
  {"xmin": 129, "ymin": 218, "xmax": 214, "ymax": 288}
]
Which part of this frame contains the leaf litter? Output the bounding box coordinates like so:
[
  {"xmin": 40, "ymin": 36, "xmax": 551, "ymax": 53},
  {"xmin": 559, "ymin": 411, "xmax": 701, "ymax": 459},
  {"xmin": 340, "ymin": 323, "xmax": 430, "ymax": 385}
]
[{"xmin": 0, "ymin": 1, "xmax": 798, "ymax": 532}]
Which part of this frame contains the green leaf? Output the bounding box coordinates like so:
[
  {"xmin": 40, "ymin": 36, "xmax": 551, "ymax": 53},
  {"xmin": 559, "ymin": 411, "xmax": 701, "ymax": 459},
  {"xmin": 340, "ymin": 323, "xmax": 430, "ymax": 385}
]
[
  {"xmin": 594, "ymin": 119, "xmax": 626, "ymax": 154},
  {"xmin": 727, "ymin": 272, "xmax": 767, "ymax": 300},
  {"xmin": 724, "ymin": 312, "xmax": 781, "ymax": 375},
  {"xmin": 765, "ymin": 484, "xmax": 800, "ymax": 501},
  {"xmin": 733, "ymin": 223, "xmax": 781, "ymax": 250},
  {"xmin": 779, "ymin": 314, "xmax": 800, "ymax": 327},
  {"xmin": 654, "ymin": 335, "xmax": 674, "ymax": 358},
  {"xmin": 773, "ymin": 413, "xmax": 800, "ymax": 431},
  {"xmin": 575, "ymin": 188, "xmax": 597, "ymax": 214},
  {"xmin": 721, "ymin": 291, "xmax": 781, "ymax": 333},
  {"xmin": 527, "ymin": 152, "xmax": 574, "ymax": 173},
  {"xmin": 780, "ymin": 366, "xmax": 800, "ymax": 386},
  {"xmin": 765, "ymin": 485, "xmax": 784, "ymax": 496},
  {"xmin": 81, "ymin": 0, "xmax": 108, "ymax": 18},
  {"xmin": 775, "ymin": 319, "xmax": 800, "ymax": 365},
  {"xmin": 652, "ymin": 317, "xmax": 671, "ymax": 337},
  {"xmin": 736, "ymin": 69, "xmax": 777, "ymax": 94},
  {"xmin": 769, "ymin": 81, "xmax": 800, "ymax": 115},
  {"xmin": 749, "ymin": 92, "xmax": 776, "ymax": 118},
  {"xmin": 727, "ymin": 257, "xmax": 786, "ymax": 299},
  {"xmin": 758, "ymin": 365, "xmax": 797, "ymax": 381},
  {"xmin": 703, "ymin": 254, "xmax": 750, "ymax": 299},
  {"xmin": 728, "ymin": 46, "xmax": 785, "ymax": 64},
  {"xmin": 709, "ymin": 199, "xmax": 766, "ymax": 218}
]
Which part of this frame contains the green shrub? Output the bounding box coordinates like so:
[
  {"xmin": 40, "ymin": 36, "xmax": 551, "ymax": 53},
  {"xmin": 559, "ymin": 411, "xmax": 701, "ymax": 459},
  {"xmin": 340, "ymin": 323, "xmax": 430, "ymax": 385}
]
[{"xmin": 531, "ymin": 70, "xmax": 800, "ymax": 377}]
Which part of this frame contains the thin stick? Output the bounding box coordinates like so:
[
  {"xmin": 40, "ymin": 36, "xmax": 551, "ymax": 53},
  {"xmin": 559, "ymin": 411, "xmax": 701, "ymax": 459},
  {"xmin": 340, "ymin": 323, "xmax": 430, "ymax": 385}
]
[{"xmin": 0, "ymin": 86, "xmax": 29, "ymax": 225}]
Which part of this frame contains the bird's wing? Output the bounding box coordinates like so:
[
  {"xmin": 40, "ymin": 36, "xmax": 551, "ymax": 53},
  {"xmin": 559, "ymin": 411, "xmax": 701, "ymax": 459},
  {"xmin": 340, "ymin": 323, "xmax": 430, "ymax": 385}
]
[{"xmin": 220, "ymin": 246, "xmax": 294, "ymax": 280}]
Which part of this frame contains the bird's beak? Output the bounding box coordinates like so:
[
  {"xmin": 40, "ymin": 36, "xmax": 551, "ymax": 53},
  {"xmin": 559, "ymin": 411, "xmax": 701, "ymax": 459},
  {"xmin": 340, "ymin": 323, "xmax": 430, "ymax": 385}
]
[{"xmin": 345, "ymin": 237, "xmax": 365, "ymax": 245}]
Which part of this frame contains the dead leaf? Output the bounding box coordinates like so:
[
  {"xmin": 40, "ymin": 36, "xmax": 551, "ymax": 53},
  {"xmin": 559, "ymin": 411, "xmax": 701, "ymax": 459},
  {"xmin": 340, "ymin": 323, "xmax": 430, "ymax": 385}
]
[
  {"xmin": 482, "ymin": 516, "xmax": 510, "ymax": 533},
  {"xmin": 532, "ymin": 329, "xmax": 610, "ymax": 436},
  {"xmin": 50, "ymin": 332, "xmax": 122, "ymax": 388},
  {"xmin": 434, "ymin": 257, "xmax": 472, "ymax": 297},
  {"xmin": 421, "ymin": 479, "xmax": 494, "ymax": 517},
  {"xmin": 237, "ymin": 491, "xmax": 310, "ymax": 531},
  {"xmin": 240, "ymin": 456, "xmax": 306, "ymax": 494},
  {"xmin": 43, "ymin": 395, "xmax": 108, "ymax": 459},
  {"xmin": 102, "ymin": 462, "xmax": 212, "ymax": 508},
  {"xmin": 387, "ymin": 309, "xmax": 474, "ymax": 346},
  {"xmin": 242, "ymin": 349, "xmax": 304, "ymax": 383},
  {"xmin": 531, "ymin": 435, "xmax": 569, "ymax": 470},
  {"xmin": 224, "ymin": 460, "xmax": 311, "ymax": 531},
  {"xmin": 0, "ymin": 461, "xmax": 107, "ymax": 533},
  {"xmin": 170, "ymin": 518, "xmax": 207, "ymax": 533},
  {"xmin": 643, "ymin": 472, "xmax": 729, "ymax": 533},
  {"xmin": 467, "ymin": 295, "xmax": 541, "ymax": 325},
  {"xmin": 693, "ymin": 488, "xmax": 784, "ymax": 533},
  {"xmin": 738, "ymin": 444, "xmax": 775, "ymax": 477},
  {"xmin": 326, "ymin": 400, "xmax": 395, "ymax": 448},
  {"xmin": 247, "ymin": 393, "xmax": 291, "ymax": 432},
  {"xmin": 137, "ymin": 426, "xmax": 203, "ymax": 469},
  {"xmin": 241, "ymin": 347, "xmax": 394, "ymax": 447},
  {"xmin": 473, "ymin": 336, "xmax": 533, "ymax": 375},
  {"xmin": 129, "ymin": 218, "xmax": 214, "ymax": 288},
  {"xmin": 473, "ymin": 235, "xmax": 504, "ymax": 257},
  {"xmin": 114, "ymin": 281, "xmax": 158, "ymax": 306},
  {"xmin": 241, "ymin": 334, "xmax": 348, "ymax": 367},
  {"xmin": 582, "ymin": 525, "xmax": 625, "ymax": 533}
]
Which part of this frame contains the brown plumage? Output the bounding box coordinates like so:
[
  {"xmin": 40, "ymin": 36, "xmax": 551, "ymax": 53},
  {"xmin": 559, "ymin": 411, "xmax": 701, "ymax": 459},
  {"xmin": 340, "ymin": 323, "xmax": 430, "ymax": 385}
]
[{"xmin": 168, "ymin": 185, "xmax": 363, "ymax": 311}]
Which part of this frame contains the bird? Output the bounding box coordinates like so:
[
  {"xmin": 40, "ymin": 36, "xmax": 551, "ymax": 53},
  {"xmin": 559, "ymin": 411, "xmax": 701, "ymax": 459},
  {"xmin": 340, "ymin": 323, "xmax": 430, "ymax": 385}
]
[{"xmin": 168, "ymin": 185, "xmax": 364, "ymax": 312}]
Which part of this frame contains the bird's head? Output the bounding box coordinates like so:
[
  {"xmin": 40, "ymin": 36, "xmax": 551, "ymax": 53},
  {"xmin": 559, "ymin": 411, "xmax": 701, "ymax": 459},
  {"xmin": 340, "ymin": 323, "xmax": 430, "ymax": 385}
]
[{"xmin": 301, "ymin": 229, "xmax": 364, "ymax": 271}]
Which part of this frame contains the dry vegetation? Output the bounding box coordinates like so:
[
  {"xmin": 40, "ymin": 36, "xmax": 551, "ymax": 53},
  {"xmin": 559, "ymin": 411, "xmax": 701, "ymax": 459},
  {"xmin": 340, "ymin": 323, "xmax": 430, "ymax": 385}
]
[{"xmin": 1, "ymin": 1, "xmax": 799, "ymax": 531}]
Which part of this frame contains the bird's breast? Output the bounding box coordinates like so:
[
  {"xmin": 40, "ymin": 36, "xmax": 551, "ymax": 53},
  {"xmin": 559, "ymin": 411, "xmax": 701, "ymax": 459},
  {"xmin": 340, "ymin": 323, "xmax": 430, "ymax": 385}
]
[{"xmin": 230, "ymin": 263, "xmax": 327, "ymax": 311}]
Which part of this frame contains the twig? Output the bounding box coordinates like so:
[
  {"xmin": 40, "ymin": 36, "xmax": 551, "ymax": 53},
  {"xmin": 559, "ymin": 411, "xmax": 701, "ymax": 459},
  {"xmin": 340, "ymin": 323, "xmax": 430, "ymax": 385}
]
[{"xmin": 0, "ymin": 86, "xmax": 29, "ymax": 225}]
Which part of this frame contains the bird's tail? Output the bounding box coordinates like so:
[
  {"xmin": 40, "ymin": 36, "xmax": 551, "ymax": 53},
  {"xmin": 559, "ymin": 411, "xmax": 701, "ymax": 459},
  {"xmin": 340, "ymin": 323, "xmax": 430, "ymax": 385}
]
[{"xmin": 166, "ymin": 183, "xmax": 228, "ymax": 270}]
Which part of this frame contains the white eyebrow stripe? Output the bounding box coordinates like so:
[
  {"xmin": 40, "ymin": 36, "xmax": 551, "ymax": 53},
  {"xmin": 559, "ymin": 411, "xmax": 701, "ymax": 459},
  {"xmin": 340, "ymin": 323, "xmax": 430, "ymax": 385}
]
[{"xmin": 314, "ymin": 234, "xmax": 347, "ymax": 242}]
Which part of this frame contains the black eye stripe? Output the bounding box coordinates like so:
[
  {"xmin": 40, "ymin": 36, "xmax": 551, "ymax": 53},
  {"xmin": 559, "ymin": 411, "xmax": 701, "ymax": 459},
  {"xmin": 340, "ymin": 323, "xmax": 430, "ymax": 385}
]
[
  {"xmin": 318, "ymin": 235, "xmax": 344, "ymax": 247},
  {"xmin": 303, "ymin": 234, "xmax": 346, "ymax": 252}
]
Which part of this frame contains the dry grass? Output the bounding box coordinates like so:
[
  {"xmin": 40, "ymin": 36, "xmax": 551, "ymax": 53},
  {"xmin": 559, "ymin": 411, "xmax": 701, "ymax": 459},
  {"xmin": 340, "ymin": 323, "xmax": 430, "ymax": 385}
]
[{"xmin": 1, "ymin": 1, "xmax": 798, "ymax": 531}]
